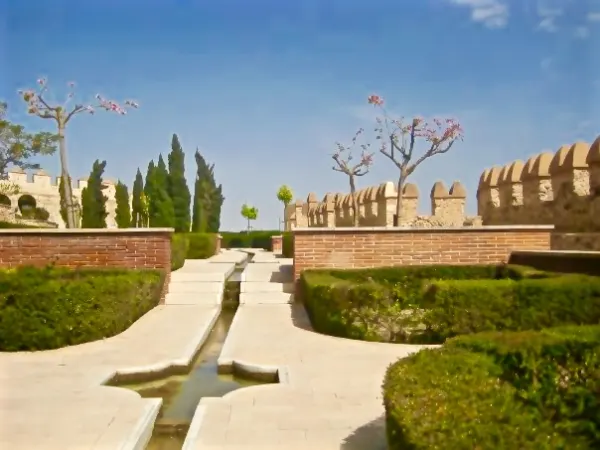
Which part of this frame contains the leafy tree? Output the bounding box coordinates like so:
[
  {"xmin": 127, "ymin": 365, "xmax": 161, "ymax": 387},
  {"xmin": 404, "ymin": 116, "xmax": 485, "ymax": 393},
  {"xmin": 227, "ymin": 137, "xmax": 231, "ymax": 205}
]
[
  {"xmin": 130, "ymin": 168, "xmax": 144, "ymax": 227},
  {"xmin": 146, "ymin": 157, "xmax": 175, "ymax": 228},
  {"xmin": 59, "ymin": 175, "xmax": 80, "ymax": 226},
  {"xmin": 18, "ymin": 78, "xmax": 138, "ymax": 228},
  {"xmin": 332, "ymin": 129, "xmax": 374, "ymax": 226},
  {"xmin": 277, "ymin": 185, "xmax": 293, "ymax": 230},
  {"xmin": 0, "ymin": 102, "xmax": 57, "ymax": 195},
  {"xmin": 368, "ymin": 94, "xmax": 463, "ymax": 225},
  {"xmin": 168, "ymin": 134, "xmax": 191, "ymax": 232},
  {"xmin": 192, "ymin": 149, "xmax": 224, "ymax": 233},
  {"xmin": 241, "ymin": 203, "xmax": 258, "ymax": 232},
  {"xmin": 115, "ymin": 181, "xmax": 131, "ymax": 228},
  {"xmin": 81, "ymin": 160, "xmax": 108, "ymax": 228}
]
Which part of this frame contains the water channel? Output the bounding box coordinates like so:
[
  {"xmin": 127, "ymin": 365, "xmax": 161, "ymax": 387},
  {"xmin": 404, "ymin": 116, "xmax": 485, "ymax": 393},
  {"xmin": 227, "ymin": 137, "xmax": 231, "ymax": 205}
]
[{"xmin": 109, "ymin": 256, "xmax": 271, "ymax": 449}]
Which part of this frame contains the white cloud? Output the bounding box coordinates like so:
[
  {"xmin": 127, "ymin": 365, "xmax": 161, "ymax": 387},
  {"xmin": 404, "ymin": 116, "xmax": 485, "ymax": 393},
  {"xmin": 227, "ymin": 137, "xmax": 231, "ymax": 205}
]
[
  {"xmin": 448, "ymin": 0, "xmax": 509, "ymax": 29},
  {"xmin": 574, "ymin": 26, "xmax": 590, "ymax": 39},
  {"xmin": 587, "ymin": 12, "xmax": 600, "ymax": 22},
  {"xmin": 536, "ymin": 6, "xmax": 563, "ymax": 33}
]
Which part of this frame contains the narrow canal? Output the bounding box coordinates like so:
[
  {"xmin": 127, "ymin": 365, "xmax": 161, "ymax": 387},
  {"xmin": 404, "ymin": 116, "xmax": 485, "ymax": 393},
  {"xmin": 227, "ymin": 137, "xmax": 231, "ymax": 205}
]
[{"xmin": 112, "ymin": 256, "xmax": 267, "ymax": 449}]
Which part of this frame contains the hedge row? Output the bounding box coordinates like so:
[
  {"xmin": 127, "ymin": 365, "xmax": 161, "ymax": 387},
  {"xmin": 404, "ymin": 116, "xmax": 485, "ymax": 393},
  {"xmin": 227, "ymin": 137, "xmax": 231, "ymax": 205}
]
[
  {"xmin": 282, "ymin": 232, "xmax": 293, "ymax": 257},
  {"xmin": 171, "ymin": 233, "xmax": 219, "ymax": 270},
  {"xmin": 300, "ymin": 264, "xmax": 600, "ymax": 344},
  {"xmin": 0, "ymin": 266, "xmax": 164, "ymax": 351},
  {"xmin": 0, "ymin": 221, "xmax": 40, "ymax": 229},
  {"xmin": 384, "ymin": 325, "xmax": 600, "ymax": 449},
  {"xmin": 220, "ymin": 230, "xmax": 280, "ymax": 250}
]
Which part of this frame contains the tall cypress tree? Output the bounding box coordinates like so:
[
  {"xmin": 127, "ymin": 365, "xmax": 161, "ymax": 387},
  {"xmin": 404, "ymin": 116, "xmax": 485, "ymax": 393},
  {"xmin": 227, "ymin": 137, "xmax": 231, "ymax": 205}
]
[
  {"xmin": 192, "ymin": 149, "xmax": 224, "ymax": 232},
  {"xmin": 168, "ymin": 134, "xmax": 191, "ymax": 232},
  {"xmin": 115, "ymin": 181, "xmax": 131, "ymax": 228},
  {"xmin": 81, "ymin": 160, "xmax": 108, "ymax": 228},
  {"xmin": 131, "ymin": 168, "xmax": 144, "ymax": 227},
  {"xmin": 146, "ymin": 156, "xmax": 175, "ymax": 228}
]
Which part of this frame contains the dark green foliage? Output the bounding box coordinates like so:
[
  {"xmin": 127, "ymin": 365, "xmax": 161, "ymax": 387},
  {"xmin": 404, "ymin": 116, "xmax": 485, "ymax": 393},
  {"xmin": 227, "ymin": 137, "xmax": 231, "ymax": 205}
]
[
  {"xmin": 192, "ymin": 149, "xmax": 224, "ymax": 233},
  {"xmin": 0, "ymin": 221, "xmax": 39, "ymax": 229},
  {"xmin": 81, "ymin": 159, "xmax": 108, "ymax": 228},
  {"xmin": 301, "ymin": 265, "xmax": 600, "ymax": 344},
  {"xmin": 167, "ymin": 134, "xmax": 191, "ymax": 232},
  {"xmin": 58, "ymin": 175, "xmax": 71, "ymax": 225},
  {"xmin": 131, "ymin": 168, "xmax": 144, "ymax": 227},
  {"xmin": 145, "ymin": 158, "xmax": 175, "ymax": 228},
  {"xmin": 114, "ymin": 181, "xmax": 131, "ymax": 228},
  {"xmin": 171, "ymin": 233, "xmax": 190, "ymax": 270},
  {"xmin": 383, "ymin": 326, "xmax": 600, "ymax": 449},
  {"xmin": 186, "ymin": 233, "xmax": 218, "ymax": 259},
  {"xmin": 0, "ymin": 266, "xmax": 164, "ymax": 351},
  {"xmin": 220, "ymin": 230, "xmax": 281, "ymax": 249},
  {"xmin": 282, "ymin": 232, "xmax": 294, "ymax": 257}
]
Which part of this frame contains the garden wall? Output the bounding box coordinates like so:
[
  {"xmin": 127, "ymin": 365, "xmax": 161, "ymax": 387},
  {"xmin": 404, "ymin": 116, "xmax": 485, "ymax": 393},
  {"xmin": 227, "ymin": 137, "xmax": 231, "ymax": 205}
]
[
  {"xmin": 292, "ymin": 225, "xmax": 552, "ymax": 280},
  {"xmin": 0, "ymin": 228, "xmax": 174, "ymax": 299}
]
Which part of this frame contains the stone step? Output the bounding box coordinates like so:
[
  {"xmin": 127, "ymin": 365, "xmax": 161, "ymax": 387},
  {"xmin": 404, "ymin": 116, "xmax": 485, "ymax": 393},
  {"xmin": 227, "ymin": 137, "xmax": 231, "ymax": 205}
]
[
  {"xmin": 170, "ymin": 271, "xmax": 230, "ymax": 283},
  {"xmin": 164, "ymin": 293, "xmax": 221, "ymax": 305},
  {"xmin": 168, "ymin": 282, "xmax": 223, "ymax": 294},
  {"xmin": 241, "ymin": 282, "xmax": 294, "ymax": 293},
  {"xmin": 239, "ymin": 292, "xmax": 294, "ymax": 305}
]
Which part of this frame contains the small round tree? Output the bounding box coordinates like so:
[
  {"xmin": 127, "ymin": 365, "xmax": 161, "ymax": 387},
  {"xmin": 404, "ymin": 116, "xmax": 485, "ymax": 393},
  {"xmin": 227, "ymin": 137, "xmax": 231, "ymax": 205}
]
[
  {"xmin": 276, "ymin": 185, "xmax": 293, "ymax": 230},
  {"xmin": 241, "ymin": 203, "xmax": 258, "ymax": 232},
  {"xmin": 18, "ymin": 78, "xmax": 138, "ymax": 228}
]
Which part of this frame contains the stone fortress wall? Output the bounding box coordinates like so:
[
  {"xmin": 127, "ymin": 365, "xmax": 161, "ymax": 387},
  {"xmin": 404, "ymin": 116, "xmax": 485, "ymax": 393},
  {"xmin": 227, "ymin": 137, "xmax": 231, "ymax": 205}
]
[
  {"xmin": 477, "ymin": 136, "xmax": 600, "ymax": 249},
  {"xmin": 0, "ymin": 167, "xmax": 119, "ymax": 228},
  {"xmin": 285, "ymin": 180, "xmax": 481, "ymax": 230}
]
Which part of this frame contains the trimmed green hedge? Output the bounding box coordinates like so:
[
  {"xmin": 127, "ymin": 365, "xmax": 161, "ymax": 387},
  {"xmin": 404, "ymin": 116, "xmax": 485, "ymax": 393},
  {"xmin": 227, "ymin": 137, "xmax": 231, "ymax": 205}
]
[
  {"xmin": 282, "ymin": 232, "xmax": 293, "ymax": 257},
  {"xmin": 0, "ymin": 266, "xmax": 165, "ymax": 351},
  {"xmin": 220, "ymin": 230, "xmax": 280, "ymax": 250},
  {"xmin": 171, "ymin": 233, "xmax": 190, "ymax": 270},
  {"xmin": 383, "ymin": 325, "xmax": 600, "ymax": 449},
  {"xmin": 300, "ymin": 264, "xmax": 598, "ymax": 344},
  {"xmin": 186, "ymin": 233, "xmax": 218, "ymax": 259},
  {"xmin": 0, "ymin": 221, "xmax": 39, "ymax": 229}
]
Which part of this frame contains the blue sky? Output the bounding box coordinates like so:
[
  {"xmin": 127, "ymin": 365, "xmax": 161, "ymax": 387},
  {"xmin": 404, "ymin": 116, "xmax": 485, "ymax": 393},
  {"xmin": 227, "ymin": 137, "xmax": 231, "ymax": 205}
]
[{"xmin": 2, "ymin": 0, "xmax": 598, "ymax": 230}]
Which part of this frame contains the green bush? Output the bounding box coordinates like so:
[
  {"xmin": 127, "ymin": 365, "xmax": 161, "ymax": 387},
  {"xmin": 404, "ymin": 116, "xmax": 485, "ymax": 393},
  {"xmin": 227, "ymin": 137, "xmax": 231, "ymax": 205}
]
[
  {"xmin": 383, "ymin": 326, "xmax": 600, "ymax": 449},
  {"xmin": 0, "ymin": 266, "xmax": 164, "ymax": 351},
  {"xmin": 0, "ymin": 221, "xmax": 39, "ymax": 229},
  {"xmin": 301, "ymin": 265, "xmax": 600, "ymax": 344},
  {"xmin": 220, "ymin": 230, "xmax": 280, "ymax": 249},
  {"xmin": 186, "ymin": 232, "xmax": 217, "ymax": 259},
  {"xmin": 282, "ymin": 232, "xmax": 293, "ymax": 257},
  {"xmin": 426, "ymin": 275, "xmax": 600, "ymax": 340},
  {"xmin": 171, "ymin": 233, "xmax": 190, "ymax": 270}
]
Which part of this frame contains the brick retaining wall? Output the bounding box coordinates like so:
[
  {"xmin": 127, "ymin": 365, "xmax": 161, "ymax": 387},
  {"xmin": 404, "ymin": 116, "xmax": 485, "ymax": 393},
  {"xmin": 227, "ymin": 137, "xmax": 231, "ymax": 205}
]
[
  {"xmin": 292, "ymin": 226, "xmax": 553, "ymax": 280},
  {"xmin": 0, "ymin": 228, "xmax": 174, "ymax": 300}
]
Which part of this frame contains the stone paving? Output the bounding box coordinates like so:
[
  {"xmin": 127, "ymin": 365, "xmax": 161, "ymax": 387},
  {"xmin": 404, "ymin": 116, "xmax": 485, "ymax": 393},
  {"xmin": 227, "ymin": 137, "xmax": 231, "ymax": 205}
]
[
  {"xmin": 0, "ymin": 249, "xmax": 432, "ymax": 450},
  {"xmin": 183, "ymin": 251, "xmax": 432, "ymax": 450},
  {"xmin": 0, "ymin": 250, "xmax": 245, "ymax": 450}
]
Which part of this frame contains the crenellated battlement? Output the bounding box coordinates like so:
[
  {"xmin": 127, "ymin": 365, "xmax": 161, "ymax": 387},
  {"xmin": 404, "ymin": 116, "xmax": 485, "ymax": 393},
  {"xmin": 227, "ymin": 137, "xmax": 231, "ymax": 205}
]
[
  {"xmin": 1, "ymin": 168, "xmax": 120, "ymax": 228},
  {"xmin": 285, "ymin": 180, "xmax": 480, "ymax": 229},
  {"xmin": 477, "ymin": 136, "xmax": 600, "ymax": 231}
]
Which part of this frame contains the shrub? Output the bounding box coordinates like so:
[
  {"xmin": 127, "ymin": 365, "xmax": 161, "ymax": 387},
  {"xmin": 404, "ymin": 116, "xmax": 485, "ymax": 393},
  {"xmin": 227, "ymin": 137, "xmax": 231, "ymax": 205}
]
[
  {"xmin": 186, "ymin": 232, "xmax": 217, "ymax": 259},
  {"xmin": 0, "ymin": 266, "xmax": 164, "ymax": 351},
  {"xmin": 383, "ymin": 326, "xmax": 600, "ymax": 449},
  {"xmin": 171, "ymin": 233, "xmax": 189, "ymax": 270},
  {"xmin": 301, "ymin": 265, "xmax": 600, "ymax": 344},
  {"xmin": 0, "ymin": 221, "xmax": 39, "ymax": 229},
  {"xmin": 282, "ymin": 232, "xmax": 293, "ymax": 257},
  {"xmin": 220, "ymin": 230, "xmax": 280, "ymax": 249},
  {"xmin": 425, "ymin": 275, "xmax": 600, "ymax": 340}
]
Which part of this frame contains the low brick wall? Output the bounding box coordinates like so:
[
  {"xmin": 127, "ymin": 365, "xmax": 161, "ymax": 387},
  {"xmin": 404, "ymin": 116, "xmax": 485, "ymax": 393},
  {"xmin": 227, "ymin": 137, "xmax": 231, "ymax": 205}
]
[
  {"xmin": 271, "ymin": 235, "xmax": 283, "ymax": 255},
  {"xmin": 0, "ymin": 228, "xmax": 174, "ymax": 300},
  {"xmin": 551, "ymin": 232, "xmax": 600, "ymax": 251},
  {"xmin": 292, "ymin": 226, "xmax": 553, "ymax": 280}
]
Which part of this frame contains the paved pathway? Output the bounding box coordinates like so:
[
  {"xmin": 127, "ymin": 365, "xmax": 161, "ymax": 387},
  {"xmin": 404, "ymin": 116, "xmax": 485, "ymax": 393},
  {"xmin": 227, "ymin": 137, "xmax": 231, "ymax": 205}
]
[
  {"xmin": 184, "ymin": 251, "xmax": 431, "ymax": 450},
  {"xmin": 0, "ymin": 250, "xmax": 245, "ymax": 450}
]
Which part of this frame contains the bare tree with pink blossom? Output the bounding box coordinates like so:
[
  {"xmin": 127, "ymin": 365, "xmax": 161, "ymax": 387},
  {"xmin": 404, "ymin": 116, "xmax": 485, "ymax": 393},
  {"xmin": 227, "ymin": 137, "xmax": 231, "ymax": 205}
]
[
  {"xmin": 332, "ymin": 128, "xmax": 374, "ymax": 227},
  {"xmin": 18, "ymin": 78, "xmax": 138, "ymax": 228},
  {"xmin": 368, "ymin": 94, "xmax": 464, "ymax": 226}
]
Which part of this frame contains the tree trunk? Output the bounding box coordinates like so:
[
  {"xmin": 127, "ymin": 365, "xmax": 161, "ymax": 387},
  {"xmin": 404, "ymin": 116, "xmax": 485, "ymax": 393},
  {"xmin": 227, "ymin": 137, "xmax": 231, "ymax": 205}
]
[
  {"xmin": 247, "ymin": 218, "xmax": 250, "ymax": 232},
  {"xmin": 58, "ymin": 125, "xmax": 77, "ymax": 228},
  {"xmin": 349, "ymin": 175, "xmax": 359, "ymax": 227},
  {"xmin": 394, "ymin": 173, "xmax": 406, "ymax": 227}
]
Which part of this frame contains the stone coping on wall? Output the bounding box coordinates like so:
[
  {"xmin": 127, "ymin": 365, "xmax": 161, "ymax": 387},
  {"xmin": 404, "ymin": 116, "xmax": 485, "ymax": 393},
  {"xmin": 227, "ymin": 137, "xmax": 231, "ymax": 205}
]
[
  {"xmin": 292, "ymin": 225, "xmax": 555, "ymax": 233},
  {"xmin": 512, "ymin": 249, "xmax": 600, "ymax": 257},
  {"xmin": 0, "ymin": 227, "xmax": 175, "ymax": 235}
]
